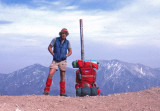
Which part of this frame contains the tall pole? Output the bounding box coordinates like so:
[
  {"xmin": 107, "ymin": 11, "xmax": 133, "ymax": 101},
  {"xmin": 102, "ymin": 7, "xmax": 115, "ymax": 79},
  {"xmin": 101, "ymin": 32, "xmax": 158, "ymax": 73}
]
[{"xmin": 80, "ymin": 19, "xmax": 85, "ymax": 60}]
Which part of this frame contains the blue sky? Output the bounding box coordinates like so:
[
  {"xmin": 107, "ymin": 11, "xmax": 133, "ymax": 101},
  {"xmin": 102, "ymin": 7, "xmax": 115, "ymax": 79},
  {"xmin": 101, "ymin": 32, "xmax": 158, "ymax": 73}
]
[{"xmin": 0, "ymin": 0, "xmax": 160, "ymax": 73}]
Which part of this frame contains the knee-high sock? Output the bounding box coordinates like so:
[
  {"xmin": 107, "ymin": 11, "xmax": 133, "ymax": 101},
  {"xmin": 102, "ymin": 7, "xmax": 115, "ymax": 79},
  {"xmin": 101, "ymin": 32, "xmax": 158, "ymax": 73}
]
[
  {"xmin": 60, "ymin": 81, "xmax": 65, "ymax": 94},
  {"xmin": 44, "ymin": 78, "xmax": 52, "ymax": 92}
]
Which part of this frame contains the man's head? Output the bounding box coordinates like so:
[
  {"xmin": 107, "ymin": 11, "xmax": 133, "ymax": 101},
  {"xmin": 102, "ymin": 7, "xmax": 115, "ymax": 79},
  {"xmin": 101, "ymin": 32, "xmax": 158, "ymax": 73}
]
[
  {"xmin": 59, "ymin": 28, "xmax": 69, "ymax": 40},
  {"xmin": 59, "ymin": 28, "xmax": 69, "ymax": 36}
]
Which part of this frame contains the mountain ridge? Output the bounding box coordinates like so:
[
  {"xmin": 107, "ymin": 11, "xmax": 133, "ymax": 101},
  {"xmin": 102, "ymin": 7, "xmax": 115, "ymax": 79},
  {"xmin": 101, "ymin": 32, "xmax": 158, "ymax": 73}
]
[{"xmin": 0, "ymin": 59, "xmax": 160, "ymax": 96}]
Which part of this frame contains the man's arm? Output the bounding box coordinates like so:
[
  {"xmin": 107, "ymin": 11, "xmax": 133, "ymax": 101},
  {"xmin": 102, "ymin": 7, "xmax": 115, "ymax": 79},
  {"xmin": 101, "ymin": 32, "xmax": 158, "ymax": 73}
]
[
  {"xmin": 66, "ymin": 48, "xmax": 72, "ymax": 57},
  {"xmin": 48, "ymin": 44, "xmax": 54, "ymax": 56}
]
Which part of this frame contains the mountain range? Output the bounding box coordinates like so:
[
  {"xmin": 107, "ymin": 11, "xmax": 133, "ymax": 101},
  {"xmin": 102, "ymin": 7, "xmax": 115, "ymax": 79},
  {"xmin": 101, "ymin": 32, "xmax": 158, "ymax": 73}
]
[{"xmin": 0, "ymin": 59, "xmax": 160, "ymax": 96}]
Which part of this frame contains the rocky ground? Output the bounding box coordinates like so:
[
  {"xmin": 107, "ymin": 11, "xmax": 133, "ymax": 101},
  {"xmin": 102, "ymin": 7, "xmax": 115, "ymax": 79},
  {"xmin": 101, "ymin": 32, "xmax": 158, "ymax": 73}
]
[{"xmin": 0, "ymin": 87, "xmax": 160, "ymax": 111}]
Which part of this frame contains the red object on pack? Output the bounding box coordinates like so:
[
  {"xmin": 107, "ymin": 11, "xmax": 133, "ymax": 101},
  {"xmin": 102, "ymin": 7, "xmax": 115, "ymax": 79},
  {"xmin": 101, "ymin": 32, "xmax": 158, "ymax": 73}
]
[
  {"xmin": 77, "ymin": 60, "xmax": 98, "ymax": 70},
  {"xmin": 76, "ymin": 68, "xmax": 96, "ymax": 88},
  {"xmin": 97, "ymin": 88, "xmax": 101, "ymax": 95}
]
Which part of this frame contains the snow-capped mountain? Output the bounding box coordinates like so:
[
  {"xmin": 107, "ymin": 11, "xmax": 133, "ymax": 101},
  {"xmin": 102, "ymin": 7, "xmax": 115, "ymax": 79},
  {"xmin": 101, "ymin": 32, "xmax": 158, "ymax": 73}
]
[
  {"xmin": 0, "ymin": 60, "xmax": 160, "ymax": 96},
  {"xmin": 97, "ymin": 59, "xmax": 160, "ymax": 95}
]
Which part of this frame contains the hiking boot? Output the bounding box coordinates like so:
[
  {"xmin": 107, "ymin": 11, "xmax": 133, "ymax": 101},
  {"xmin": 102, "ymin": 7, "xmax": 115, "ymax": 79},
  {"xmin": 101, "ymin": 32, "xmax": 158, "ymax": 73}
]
[
  {"xmin": 60, "ymin": 93, "xmax": 68, "ymax": 97},
  {"xmin": 43, "ymin": 91, "xmax": 49, "ymax": 95}
]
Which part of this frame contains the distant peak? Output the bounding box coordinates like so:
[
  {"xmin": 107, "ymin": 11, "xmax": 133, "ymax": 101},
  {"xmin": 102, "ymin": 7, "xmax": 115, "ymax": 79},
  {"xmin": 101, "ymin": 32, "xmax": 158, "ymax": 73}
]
[
  {"xmin": 111, "ymin": 59, "xmax": 120, "ymax": 61},
  {"xmin": 22, "ymin": 63, "xmax": 45, "ymax": 70},
  {"xmin": 31, "ymin": 63, "xmax": 42, "ymax": 66},
  {"xmin": 110, "ymin": 59, "xmax": 120, "ymax": 63}
]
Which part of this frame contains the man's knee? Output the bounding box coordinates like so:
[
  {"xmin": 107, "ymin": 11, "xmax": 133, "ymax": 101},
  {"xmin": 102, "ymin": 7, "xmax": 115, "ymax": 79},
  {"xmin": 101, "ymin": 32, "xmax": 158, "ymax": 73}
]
[
  {"xmin": 60, "ymin": 71, "xmax": 65, "ymax": 75},
  {"xmin": 48, "ymin": 68, "xmax": 56, "ymax": 78}
]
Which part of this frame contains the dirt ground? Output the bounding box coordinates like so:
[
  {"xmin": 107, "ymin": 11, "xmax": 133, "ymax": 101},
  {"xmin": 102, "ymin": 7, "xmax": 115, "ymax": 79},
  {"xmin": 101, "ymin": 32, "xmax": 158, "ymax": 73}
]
[{"xmin": 0, "ymin": 87, "xmax": 160, "ymax": 111}]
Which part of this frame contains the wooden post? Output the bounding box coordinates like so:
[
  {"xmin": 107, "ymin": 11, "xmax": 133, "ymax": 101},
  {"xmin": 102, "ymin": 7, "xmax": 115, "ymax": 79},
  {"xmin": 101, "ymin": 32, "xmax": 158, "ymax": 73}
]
[{"xmin": 80, "ymin": 19, "xmax": 85, "ymax": 60}]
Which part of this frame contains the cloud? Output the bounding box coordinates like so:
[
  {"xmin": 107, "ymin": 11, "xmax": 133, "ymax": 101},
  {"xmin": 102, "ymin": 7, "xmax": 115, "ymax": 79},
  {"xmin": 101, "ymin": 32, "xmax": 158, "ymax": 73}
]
[
  {"xmin": 31, "ymin": 0, "xmax": 78, "ymax": 11},
  {"xmin": 62, "ymin": 5, "xmax": 78, "ymax": 10},
  {"xmin": 0, "ymin": 34, "xmax": 48, "ymax": 51},
  {"xmin": 0, "ymin": 0, "xmax": 160, "ymax": 48},
  {"xmin": 32, "ymin": 0, "xmax": 61, "ymax": 6},
  {"xmin": 84, "ymin": 0, "xmax": 160, "ymax": 46},
  {"xmin": 0, "ymin": 20, "xmax": 12, "ymax": 24}
]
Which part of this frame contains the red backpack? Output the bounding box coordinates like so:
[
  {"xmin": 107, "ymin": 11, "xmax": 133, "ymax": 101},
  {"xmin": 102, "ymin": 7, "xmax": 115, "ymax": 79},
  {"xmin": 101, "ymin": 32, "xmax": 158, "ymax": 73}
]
[{"xmin": 73, "ymin": 60, "xmax": 101, "ymax": 96}]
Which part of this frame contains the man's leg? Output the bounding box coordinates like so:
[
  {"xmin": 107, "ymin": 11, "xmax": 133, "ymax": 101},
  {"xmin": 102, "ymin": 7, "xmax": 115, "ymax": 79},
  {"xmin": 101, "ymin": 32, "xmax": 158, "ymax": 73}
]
[
  {"xmin": 44, "ymin": 60, "xmax": 58, "ymax": 95},
  {"xmin": 59, "ymin": 60, "xmax": 67, "ymax": 96},
  {"xmin": 43, "ymin": 61, "xmax": 58, "ymax": 95},
  {"xmin": 60, "ymin": 70, "xmax": 65, "ymax": 81},
  {"xmin": 43, "ymin": 68, "xmax": 57, "ymax": 95},
  {"xmin": 60, "ymin": 71, "xmax": 67, "ymax": 96},
  {"xmin": 48, "ymin": 68, "xmax": 57, "ymax": 79}
]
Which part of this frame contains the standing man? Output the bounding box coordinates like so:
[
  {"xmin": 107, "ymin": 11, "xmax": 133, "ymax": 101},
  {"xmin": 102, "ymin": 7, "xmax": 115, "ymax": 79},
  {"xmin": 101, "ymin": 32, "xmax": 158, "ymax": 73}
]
[{"xmin": 43, "ymin": 28, "xmax": 72, "ymax": 96}]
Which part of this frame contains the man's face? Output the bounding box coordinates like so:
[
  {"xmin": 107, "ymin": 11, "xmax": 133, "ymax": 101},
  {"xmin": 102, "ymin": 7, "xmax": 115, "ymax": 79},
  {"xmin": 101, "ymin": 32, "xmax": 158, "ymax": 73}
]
[{"xmin": 61, "ymin": 32, "xmax": 67, "ymax": 40}]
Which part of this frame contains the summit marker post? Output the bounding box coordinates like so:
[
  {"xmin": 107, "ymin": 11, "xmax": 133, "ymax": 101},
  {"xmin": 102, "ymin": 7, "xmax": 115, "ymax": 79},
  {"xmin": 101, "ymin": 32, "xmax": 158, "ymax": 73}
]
[{"xmin": 80, "ymin": 19, "xmax": 84, "ymax": 60}]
